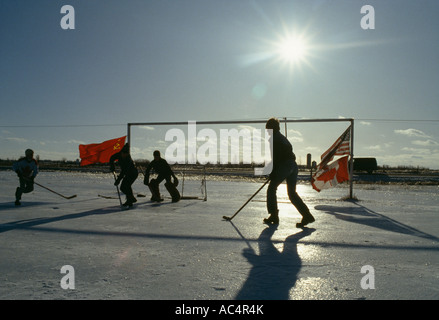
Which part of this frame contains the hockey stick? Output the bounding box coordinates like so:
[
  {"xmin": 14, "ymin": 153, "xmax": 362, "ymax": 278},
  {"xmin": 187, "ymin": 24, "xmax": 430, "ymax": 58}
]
[
  {"xmin": 112, "ymin": 171, "xmax": 123, "ymax": 207},
  {"xmin": 98, "ymin": 194, "xmax": 118, "ymax": 199},
  {"xmin": 32, "ymin": 181, "xmax": 77, "ymax": 199},
  {"xmin": 222, "ymin": 178, "xmax": 270, "ymax": 221}
]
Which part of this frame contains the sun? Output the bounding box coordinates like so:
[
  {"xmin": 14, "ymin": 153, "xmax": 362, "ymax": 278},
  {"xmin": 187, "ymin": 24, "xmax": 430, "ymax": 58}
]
[
  {"xmin": 238, "ymin": 27, "xmax": 315, "ymax": 72},
  {"xmin": 275, "ymin": 34, "xmax": 310, "ymax": 66}
]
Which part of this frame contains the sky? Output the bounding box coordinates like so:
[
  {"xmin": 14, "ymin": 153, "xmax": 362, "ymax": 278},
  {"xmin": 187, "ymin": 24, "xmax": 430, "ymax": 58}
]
[{"xmin": 1, "ymin": 0, "xmax": 438, "ymax": 169}]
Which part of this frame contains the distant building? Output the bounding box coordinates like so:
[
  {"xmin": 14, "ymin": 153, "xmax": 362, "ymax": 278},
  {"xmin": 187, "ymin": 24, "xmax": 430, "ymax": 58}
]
[{"xmin": 306, "ymin": 153, "xmax": 312, "ymax": 169}]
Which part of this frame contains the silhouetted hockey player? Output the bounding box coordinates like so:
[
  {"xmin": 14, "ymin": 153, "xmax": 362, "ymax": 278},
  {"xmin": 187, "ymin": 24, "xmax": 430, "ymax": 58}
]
[
  {"xmin": 143, "ymin": 150, "xmax": 180, "ymax": 202},
  {"xmin": 264, "ymin": 118, "xmax": 315, "ymax": 227},
  {"xmin": 110, "ymin": 143, "xmax": 138, "ymax": 207},
  {"xmin": 13, "ymin": 149, "xmax": 39, "ymax": 206}
]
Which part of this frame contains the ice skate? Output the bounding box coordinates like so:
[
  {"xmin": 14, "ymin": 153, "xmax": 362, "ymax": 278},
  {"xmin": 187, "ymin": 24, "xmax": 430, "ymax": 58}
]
[
  {"xmin": 296, "ymin": 213, "xmax": 315, "ymax": 228},
  {"xmin": 122, "ymin": 200, "xmax": 133, "ymax": 208},
  {"xmin": 263, "ymin": 211, "xmax": 279, "ymax": 225},
  {"xmin": 122, "ymin": 195, "xmax": 137, "ymax": 208}
]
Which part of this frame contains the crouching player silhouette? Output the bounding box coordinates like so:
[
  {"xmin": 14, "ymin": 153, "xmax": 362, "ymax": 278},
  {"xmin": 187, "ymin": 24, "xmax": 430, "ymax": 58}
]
[{"xmin": 144, "ymin": 150, "xmax": 180, "ymax": 203}]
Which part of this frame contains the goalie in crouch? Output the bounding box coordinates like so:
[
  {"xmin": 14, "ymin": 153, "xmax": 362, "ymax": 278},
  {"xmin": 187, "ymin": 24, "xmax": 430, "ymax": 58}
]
[{"xmin": 143, "ymin": 150, "xmax": 180, "ymax": 202}]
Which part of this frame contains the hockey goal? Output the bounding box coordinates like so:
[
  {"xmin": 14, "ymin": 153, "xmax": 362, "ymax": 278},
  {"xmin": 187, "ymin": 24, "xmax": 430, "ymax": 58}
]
[{"xmin": 127, "ymin": 118, "xmax": 355, "ymax": 199}]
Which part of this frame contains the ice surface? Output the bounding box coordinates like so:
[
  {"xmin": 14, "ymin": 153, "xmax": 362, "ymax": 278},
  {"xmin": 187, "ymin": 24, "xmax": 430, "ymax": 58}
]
[{"xmin": 0, "ymin": 170, "xmax": 438, "ymax": 300}]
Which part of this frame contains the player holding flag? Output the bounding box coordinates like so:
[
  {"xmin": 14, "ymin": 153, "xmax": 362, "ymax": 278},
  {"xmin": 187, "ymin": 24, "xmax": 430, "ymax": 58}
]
[
  {"xmin": 79, "ymin": 136, "xmax": 138, "ymax": 208},
  {"xmin": 109, "ymin": 143, "xmax": 138, "ymax": 208}
]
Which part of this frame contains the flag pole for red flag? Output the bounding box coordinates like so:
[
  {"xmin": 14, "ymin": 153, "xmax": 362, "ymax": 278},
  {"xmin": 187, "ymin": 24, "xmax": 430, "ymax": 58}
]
[{"xmin": 349, "ymin": 119, "xmax": 354, "ymax": 199}]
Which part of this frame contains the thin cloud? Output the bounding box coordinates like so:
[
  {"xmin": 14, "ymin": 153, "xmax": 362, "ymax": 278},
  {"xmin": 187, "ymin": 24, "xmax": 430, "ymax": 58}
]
[
  {"xmin": 2, "ymin": 137, "xmax": 28, "ymax": 143},
  {"xmin": 412, "ymin": 139, "xmax": 439, "ymax": 147},
  {"xmin": 365, "ymin": 145, "xmax": 381, "ymax": 150},
  {"xmin": 139, "ymin": 126, "xmax": 155, "ymax": 131},
  {"xmin": 68, "ymin": 139, "xmax": 86, "ymax": 145},
  {"xmin": 394, "ymin": 128, "xmax": 431, "ymax": 138}
]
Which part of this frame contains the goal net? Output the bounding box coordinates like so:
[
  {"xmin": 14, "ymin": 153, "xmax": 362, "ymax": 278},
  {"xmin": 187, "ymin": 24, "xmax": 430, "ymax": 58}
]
[{"xmin": 127, "ymin": 119, "xmax": 355, "ymax": 200}]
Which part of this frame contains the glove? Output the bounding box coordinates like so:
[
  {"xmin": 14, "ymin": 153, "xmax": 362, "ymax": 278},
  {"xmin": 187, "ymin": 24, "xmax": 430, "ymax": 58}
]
[
  {"xmin": 143, "ymin": 176, "xmax": 149, "ymax": 186},
  {"xmin": 114, "ymin": 175, "xmax": 122, "ymax": 186},
  {"xmin": 173, "ymin": 177, "xmax": 179, "ymax": 187}
]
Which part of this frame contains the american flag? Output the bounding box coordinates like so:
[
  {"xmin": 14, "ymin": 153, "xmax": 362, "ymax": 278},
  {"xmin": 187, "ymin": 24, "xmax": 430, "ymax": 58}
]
[
  {"xmin": 311, "ymin": 125, "xmax": 352, "ymax": 192},
  {"xmin": 318, "ymin": 125, "xmax": 351, "ymax": 169}
]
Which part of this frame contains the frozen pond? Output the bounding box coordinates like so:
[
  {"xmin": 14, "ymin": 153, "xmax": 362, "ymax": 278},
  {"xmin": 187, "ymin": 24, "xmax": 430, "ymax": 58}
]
[{"xmin": 0, "ymin": 171, "xmax": 438, "ymax": 300}]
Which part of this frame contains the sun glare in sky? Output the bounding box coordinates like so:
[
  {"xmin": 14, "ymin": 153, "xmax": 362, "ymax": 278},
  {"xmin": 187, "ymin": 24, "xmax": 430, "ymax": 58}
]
[
  {"xmin": 275, "ymin": 34, "xmax": 309, "ymax": 66},
  {"xmin": 267, "ymin": 27, "xmax": 316, "ymax": 74},
  {"xmin": 238, "ymin": 27, "xmax": 315, "ymax": 71}
]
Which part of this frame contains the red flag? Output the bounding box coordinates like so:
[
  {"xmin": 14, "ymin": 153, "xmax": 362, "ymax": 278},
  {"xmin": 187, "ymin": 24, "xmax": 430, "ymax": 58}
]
[
  {"xmin": 311, "ymin": 156, "xmax": 350, "ymax": 192},
  {"xmin": 79, "ymin": 136, "xmax": 126, "ymax": 166}
]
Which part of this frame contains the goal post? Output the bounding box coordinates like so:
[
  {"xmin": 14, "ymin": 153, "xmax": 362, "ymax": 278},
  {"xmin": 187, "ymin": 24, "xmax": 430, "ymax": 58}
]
[{"xmin": 127, "ymin": 118, "xmax": 355, "ymax": 199}]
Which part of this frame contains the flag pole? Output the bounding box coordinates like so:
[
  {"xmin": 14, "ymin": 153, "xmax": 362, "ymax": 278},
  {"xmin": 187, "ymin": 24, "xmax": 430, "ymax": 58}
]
[
  {"xmin": 349, "ymin": 119, "xmax": 354, "ymax": 199},
  {"xmin": 127, "ymin": 123, "xmax": 131, "ymax": 149}
]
